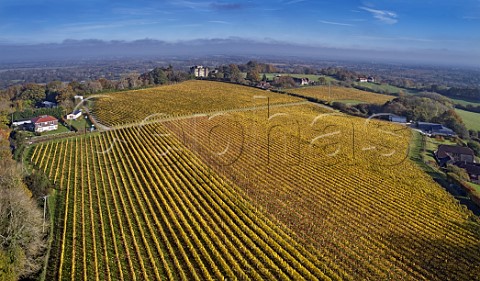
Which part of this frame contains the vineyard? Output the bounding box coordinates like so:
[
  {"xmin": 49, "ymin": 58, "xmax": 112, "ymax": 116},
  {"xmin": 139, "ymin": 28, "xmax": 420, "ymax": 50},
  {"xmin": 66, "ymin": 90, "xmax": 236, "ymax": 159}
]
[
  {"xmin": 31, "ymin": 123, "xmax": 340, "ymax": 281},
  {"xmin": 91, "ymin": 80, "xmax": 302, "ymax": 127},
  {"xmin": 164, "ymin": 103, "xmax": 480, "ymax": 280},
  {"xmin": 30, "ymin": 84, "xmax": 480, "ymax": 280},
  {"xmin": 289, "ymin": 85, "xmax": 394, "ymax": 105}
]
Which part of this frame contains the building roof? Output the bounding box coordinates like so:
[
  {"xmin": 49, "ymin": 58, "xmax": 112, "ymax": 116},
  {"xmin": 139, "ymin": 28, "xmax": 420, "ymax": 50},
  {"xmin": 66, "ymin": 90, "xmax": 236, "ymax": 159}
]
[
  {"xmin": 437, "ymin": 145, "xmax": 475, "ymax": 158},
  {"xmin": 31, "ymin": 115, "xmax": 58, "ymax": 124},
  {"xmin": 416, "ymin": 122, "xmax": 455, "ymax": 136},
  {"xmin": 455, "ymin": 162, "xmax": 480, "ymax": 175}
]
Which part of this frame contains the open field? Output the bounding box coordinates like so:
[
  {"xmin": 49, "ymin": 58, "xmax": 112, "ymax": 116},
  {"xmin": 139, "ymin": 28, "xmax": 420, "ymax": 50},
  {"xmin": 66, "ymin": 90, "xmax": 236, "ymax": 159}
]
[
  {"xmin": 451, "ymin": 98, "xmax": 480, "ymax": 107},
  {"xmin": 333, "ymin": 99, "xmax": 366, "ymax": 105},
  {"xmin": 456, "ymin": 109, "xmax": 480, "ymax": 131},
  {"xmin": 354, "ymin": 82, "xmax": 412, "ymax": 95},
  {"xmin": 262, "ymin": 73, "xmax": 338, "ymax": 83},
  {"xmin": 288, "ymin": 85, "xmax": 394, "ymax": 105},
  {"xmin": 91, "ymin": 80, "xmax": 302, "ymax": 127}
]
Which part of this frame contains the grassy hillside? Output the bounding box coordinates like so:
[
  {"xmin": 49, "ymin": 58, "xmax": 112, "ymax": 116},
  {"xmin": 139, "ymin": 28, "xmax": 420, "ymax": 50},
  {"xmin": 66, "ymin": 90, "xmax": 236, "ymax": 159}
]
[
  {"xmin": 456, "ymin": 108, "xmax": 480, "ymax": 131},
  {"xmin": 262, "ymin": 73, "xmax": 339, "ymax": 83},
  {"xmin": 451, "ymin": 98, "xmax": 480, "ymax": 107},
  {"xmin": 353, "ymin": 82, "xmax": 412, "ymax": 95}
]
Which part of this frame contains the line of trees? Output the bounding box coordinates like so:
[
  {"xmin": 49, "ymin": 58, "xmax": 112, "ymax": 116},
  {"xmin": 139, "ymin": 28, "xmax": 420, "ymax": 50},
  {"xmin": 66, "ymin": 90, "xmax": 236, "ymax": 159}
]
[
  {"xmin": 0, "ymin": 66, "xmax": 194, "ymax": 125},
  {"xmin": 332, "ymin": 93, "xmax": 470, "ymax": 138},
  {"xmin": 0, "ymin": 124, "xmax": 48, "ymax": 280}
]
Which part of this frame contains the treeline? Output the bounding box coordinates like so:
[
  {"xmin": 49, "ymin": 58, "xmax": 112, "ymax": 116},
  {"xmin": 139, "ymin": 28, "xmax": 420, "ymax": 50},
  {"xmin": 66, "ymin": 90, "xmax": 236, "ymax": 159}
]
[
  {"xmin": 208, "ymin": 61, "xmax": 277, "ymax": 84},
  {"xmin": 332, "ymin": 93, "xmax": 469, "ymax": 138},
  {"xmin": 430, "ymin": 86, "xmax": 480, "ymax": 103},
  {"xmin": 455, "ymin": 104, "xmax": 480, "ymax": 113},
  {"xmin": 0, "ymin": 66, "xmax": 193, "ymax": 126},
  {"xmin": 0, "ymin": 125, "xmax": 48, "ymax": 280},
  {"xmin": 12, "ymin": 107, "xmax": 64, "ymax": 121}
]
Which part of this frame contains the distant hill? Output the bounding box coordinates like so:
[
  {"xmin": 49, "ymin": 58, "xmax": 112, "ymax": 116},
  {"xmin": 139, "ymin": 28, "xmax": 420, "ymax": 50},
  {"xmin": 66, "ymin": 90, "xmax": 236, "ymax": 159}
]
[{"xmin": 0, "ymin": 38, "xmax": 476, "ymax": 67}]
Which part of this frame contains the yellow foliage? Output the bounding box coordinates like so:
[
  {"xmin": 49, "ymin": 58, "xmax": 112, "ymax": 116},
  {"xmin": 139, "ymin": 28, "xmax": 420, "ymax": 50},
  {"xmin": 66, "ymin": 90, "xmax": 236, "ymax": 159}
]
[{"xmin": 290, "ymin": 85, "xmax": 394, "ymax": 104}]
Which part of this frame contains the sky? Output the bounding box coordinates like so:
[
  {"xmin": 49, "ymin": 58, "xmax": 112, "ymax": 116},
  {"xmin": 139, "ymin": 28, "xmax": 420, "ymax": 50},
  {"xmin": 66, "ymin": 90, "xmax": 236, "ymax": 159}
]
[{"xmin": 0, "ymin": 0, "xmax": 479, "ymax": 64}]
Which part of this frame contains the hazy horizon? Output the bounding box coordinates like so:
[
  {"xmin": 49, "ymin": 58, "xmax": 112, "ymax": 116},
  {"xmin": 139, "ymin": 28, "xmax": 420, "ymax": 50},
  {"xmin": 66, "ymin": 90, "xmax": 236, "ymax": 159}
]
[{"xmin": 1, "ymin": 0, "xmax": 479, "ymax": 66}]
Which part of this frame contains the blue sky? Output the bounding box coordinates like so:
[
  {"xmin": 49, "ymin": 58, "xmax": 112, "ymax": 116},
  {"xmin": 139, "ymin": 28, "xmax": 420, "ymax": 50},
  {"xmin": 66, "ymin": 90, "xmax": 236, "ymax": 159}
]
[{"xmin": 0, "ymin": 0, "xmax": 479, "ymax": 58}]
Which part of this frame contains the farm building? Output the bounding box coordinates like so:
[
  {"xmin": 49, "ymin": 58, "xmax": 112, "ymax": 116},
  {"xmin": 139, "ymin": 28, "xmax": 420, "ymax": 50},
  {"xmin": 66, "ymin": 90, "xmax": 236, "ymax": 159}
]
[
  {"xmin": 367, "ymin": 77, "xmax": 375, "ymax": 83},
  {"xmin": 435, "ymin": 145, "xmax": 475, "ymax": 167},
  {"xmin": 31, "ymin": 115, "xmax": 58, "ymax": 133},
  {"xmin": 357, "ymin": 77, "xmax": 368, "ymax": 83},
  {"xmin": 388, "ymin": 114, "xmax": 407, "ymax": 124},
  {"xmin": 66, "ymin": 110, "xmax": 82, "ymax": 120},
  {"xmin": 413, "ymin": 122, "xmax": 456, "ymax": 137}
]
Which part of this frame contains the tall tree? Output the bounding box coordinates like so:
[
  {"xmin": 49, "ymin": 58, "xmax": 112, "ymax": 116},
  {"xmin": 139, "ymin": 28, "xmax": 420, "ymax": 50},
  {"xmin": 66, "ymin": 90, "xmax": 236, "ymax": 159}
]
[
  {"xmin": 229, "ymin": 64, "xmax": 243, "ymax": 83},
  {"xmin": 246, "ymin": 68, "xmax": 260, "ymax": 83},
  {"xmin": 18, "ymin": 84, "xmax": 46, "ymax": 104}
]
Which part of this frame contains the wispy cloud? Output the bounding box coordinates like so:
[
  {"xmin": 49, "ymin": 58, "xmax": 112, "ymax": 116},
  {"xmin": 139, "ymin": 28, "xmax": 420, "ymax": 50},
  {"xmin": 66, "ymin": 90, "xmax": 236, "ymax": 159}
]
[
  {"xmin": 285, "ymin": 0, "xmax": 307, "ymax": 5},
  {"xmin": 360, "ymin": 6, "xmax": 398, "ymax": 24},
  {"xmin": 173, "ymin": 23, "xmax": 202, "ymax": 28},
  {"xmin": 171, "ymin": 1, "xmax": 210, "ymax": 11},
  {"xmin": 112, "ymin": 7, "xmax": 171, "ymax": 16},
  {"xmin": 354, "ymin": 35, "xmax": 434, "ymax": 43},
  {"xmin": 172, "ymin": 1, "xmax": 245, "ymax": 11},
  {"xmin": 210, "ymin": 2, "xmax": 244, "ymax": 10},
  {"xmin": 60, "ymin": 20, "xmax": 161, "ymax": 32},
  {"xmin": 208, "ymin": 20, "xmax": 232, "ymax": 25},
  {"xmin": 318, "ymin": 20, "xmax": 354, "ymax": 27}
]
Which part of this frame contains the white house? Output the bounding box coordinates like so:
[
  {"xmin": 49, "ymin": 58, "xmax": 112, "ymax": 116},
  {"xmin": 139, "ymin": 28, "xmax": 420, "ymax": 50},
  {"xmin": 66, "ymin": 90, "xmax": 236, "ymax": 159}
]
[
  {"xmin": 74, "ymin": 95, "xmax": 84, "ymax": 100},
  {"xmin": 31, "ymin": 115, "xmax": 58, "ymax": 133},
  {"xmin": 66, "ymin": 110, "xmax": 82, "ymax": 120}
]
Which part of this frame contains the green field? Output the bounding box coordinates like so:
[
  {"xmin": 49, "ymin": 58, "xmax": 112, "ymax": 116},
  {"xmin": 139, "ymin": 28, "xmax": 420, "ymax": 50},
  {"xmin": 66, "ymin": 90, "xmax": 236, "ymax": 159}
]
[
  {"xmin": 67, "ymin": 117, "xmax": 93, "ymax": 131},
  {"xmin": 354, "ymin": 82, "xmax": 412, "ymax": 95},
  {"xmin": 468, "ymin": 182, "xmax": 480, "ymax": 194},
  {"xmin": 333, "ymin": 99, "xmax": 366, "ymax": 105},
  {"xmin": 450, "ymin": 98, "xmax": 480, "ymax": 107},
  {"xmin": 262, "ymin": 73, "xmax": 338, "ymax": 83},
  {"xmin": 455, "ymin": 109, "xmax": 480, "ymax": 131}
]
